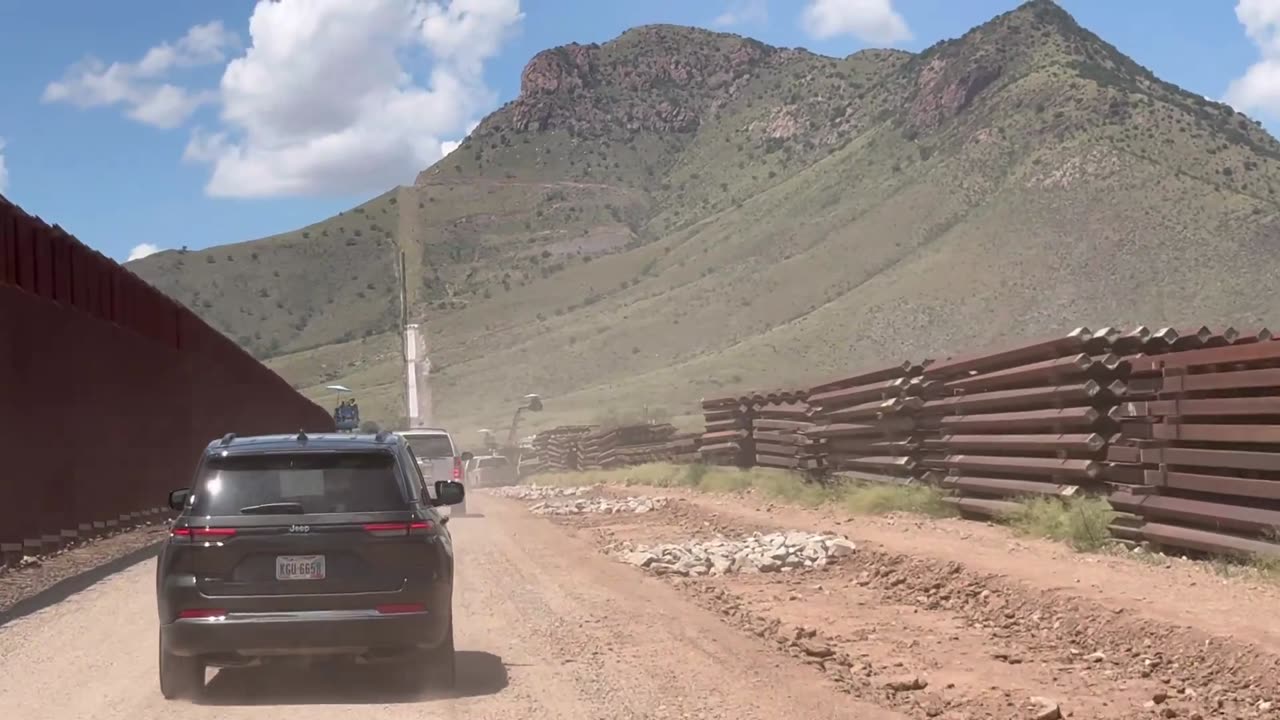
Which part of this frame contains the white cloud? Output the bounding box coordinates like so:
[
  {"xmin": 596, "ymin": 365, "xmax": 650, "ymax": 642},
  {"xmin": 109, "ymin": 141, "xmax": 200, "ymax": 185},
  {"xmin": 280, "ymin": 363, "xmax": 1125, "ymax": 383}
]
[
  {"xmin": 800, "ymin": 0, "xmax": 911, "ymax": 45},
  {"xmin": 188, "ymin": 0, "xmax": 523, "ymax": 198},
  {"xmin": 714, "ymin": 0, "xmax": 768, "ymax": 27},
  {"xmin": 438, "ymin": 119, "xmax": 481, "ymax": 159},
  {"xmin": 43, "ymin": 21, "xmax": 239, "ymax": 129},
  {"xmin": 1226, "ymin": 0, "xmax": 1280, "ymax": 116},
  {"xmin": 127, "ymin": 243, "xmax": 162, "ymax": 261},
  {"xmin": 417, "ymin": 0, "xmax": 524, "ymax": 75},
  {"xmin": 0, "ymin": 138, "xmax": 8, "ymax": 195}
]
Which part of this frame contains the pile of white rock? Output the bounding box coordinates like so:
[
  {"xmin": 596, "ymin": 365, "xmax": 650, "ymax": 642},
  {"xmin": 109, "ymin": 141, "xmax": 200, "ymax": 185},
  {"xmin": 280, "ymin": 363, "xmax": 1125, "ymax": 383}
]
[
  {"xmin": 485, "ymin": 485, "xmax": 595, "ymax": 500},
  {"xmin": 531, "ymin": 496, "xmax": 669, "ymax": 516},
  {"xmin": 612, "ymin": 531, "xmax": 857, "ymax": 576}
]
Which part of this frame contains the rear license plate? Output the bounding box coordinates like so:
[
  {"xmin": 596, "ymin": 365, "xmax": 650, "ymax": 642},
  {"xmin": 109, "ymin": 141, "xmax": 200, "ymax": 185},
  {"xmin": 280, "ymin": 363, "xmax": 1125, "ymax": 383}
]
[{"xmin": 276, "ymin": 555, "xmax": 326, "ymax": 581}]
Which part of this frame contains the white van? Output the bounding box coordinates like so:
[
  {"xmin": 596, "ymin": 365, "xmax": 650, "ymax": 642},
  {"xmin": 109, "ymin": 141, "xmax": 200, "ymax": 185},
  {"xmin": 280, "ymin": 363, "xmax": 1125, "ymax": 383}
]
[{"xmin": 399, "ymin": 428, "xmax": 469, "ymax": 515}]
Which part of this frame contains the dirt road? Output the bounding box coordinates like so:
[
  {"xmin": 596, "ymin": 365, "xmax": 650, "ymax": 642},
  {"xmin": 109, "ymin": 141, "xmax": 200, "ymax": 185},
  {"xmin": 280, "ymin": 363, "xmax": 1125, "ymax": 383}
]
[
  {"xmin": 497, "ymin": 484, "xmax": 1280, "ymax": 719},
  {"xmin": 0, "ymin": 493, "xmax": 897, "ymax": 720},
  {"xmin": 9, "ymin": 483, "xmax": 1280, "ymax": 719}
]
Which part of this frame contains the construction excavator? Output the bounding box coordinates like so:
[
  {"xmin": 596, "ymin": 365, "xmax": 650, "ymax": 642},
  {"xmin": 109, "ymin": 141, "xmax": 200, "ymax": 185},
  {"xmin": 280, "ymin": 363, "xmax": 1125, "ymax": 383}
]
[
  {"xmin": 483, "ymin": 394, "xmax": 542, "ymax": 463},
  {"xmin": 506, "ymin": 394, "xmax": 543, "ymax": 448},
  {"xmin": 464, "ymin": 395, "xmax": 542, "ymax": 489}
]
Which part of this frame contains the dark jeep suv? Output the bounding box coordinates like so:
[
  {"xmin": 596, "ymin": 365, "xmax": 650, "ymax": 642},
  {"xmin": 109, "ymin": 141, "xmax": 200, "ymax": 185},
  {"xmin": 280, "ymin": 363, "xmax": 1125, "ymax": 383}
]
[{"xmin": 155, "ymin": 430, "xmax": 470, "ymax": 700}]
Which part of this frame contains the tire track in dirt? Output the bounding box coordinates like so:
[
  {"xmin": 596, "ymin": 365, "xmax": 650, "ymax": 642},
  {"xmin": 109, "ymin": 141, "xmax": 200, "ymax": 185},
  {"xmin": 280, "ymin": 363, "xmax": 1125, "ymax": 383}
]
[
  {"xmin": 0, "ymin": 492, "xmax": 897, "ymax": 720},
  {"xmin": 504, "ymin": 486, "xmax": 1280, "ymax": 719}
]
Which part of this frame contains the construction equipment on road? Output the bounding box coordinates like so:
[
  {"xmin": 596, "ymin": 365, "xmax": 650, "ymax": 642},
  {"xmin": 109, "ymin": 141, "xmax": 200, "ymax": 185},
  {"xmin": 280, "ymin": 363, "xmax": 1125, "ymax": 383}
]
[
  {"xmin": 327, "ymin": 385, "xmax": 361, "ymax": 432},
  {"xmin": 506, "ymin": 394, "xmax": 544, "ymax": 448},
  {"xmin": 499, "ymin": 394, "xmax": 543, "ymax": 466}
]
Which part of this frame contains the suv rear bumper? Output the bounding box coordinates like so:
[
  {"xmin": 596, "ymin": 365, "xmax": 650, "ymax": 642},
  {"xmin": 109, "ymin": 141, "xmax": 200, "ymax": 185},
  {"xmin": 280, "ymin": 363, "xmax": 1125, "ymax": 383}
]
[{"xmin": 161, "ymin": 609, "xmax": 449, "ymax": 658}]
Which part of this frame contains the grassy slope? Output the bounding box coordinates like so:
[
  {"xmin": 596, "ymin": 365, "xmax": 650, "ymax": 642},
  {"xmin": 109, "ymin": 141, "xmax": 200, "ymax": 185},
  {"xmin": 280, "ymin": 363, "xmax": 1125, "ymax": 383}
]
[
  {"xmin": 131, "ymin": 191, "xmax": 403, "ymax": 358},
  {"xmin": 129, "ymin": 1, "xmax": 1280, "ymax": 441}
]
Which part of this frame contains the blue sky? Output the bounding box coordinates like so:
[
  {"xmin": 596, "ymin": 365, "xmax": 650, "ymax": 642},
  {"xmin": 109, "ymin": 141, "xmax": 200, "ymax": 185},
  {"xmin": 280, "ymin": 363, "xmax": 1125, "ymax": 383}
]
[{"xmin": 0, "ymin": 1, "xmax": 1270, "ymax": 263}]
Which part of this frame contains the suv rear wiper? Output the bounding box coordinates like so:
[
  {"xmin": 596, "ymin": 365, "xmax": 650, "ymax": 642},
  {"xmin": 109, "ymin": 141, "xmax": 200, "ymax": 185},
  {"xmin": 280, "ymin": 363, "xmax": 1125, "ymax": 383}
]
[{"xmin": 239, "ymin": 502, "xmax": 305, "ymax": 514}]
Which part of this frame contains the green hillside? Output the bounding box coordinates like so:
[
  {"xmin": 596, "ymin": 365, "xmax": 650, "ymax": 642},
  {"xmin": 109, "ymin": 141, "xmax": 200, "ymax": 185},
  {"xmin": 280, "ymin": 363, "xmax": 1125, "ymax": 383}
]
[{"xmin": 128, "ymin": 0, "xmax": 1280, "ymax": 442}]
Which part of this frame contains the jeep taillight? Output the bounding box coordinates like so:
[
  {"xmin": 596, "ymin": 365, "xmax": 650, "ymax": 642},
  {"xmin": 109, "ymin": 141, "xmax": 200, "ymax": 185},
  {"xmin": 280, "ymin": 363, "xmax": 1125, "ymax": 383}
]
[
  {"xmin": 453, "ymin": 457, "xmax": 462, "ymax": 480},
  {"xmin": 170, "ymin": 527, "xmax": 236, "ymax": 541},
  {"xmin": 364, "ymin": 521, "xmax": 433, "ymax": 537},
  {"xmin": 178, "ymin": 608, "xmax": 228, "ymax": 620}
]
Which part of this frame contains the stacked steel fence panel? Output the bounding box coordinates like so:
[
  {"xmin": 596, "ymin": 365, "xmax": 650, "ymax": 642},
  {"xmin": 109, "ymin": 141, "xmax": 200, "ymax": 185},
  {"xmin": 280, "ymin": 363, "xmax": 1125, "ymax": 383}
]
[
  {"xmin": 1106, "ymin": 328, "xmax": 1280, "ymax": 558},
  {"xmin": 665, "ymin": 432, "xmax": 702, "ymax": 463},
  {"xmin": 699, "ymin": 395, "xmax": 754, "ymax": 467},
  {"xmin": 750, "ymin": 390, "xmax": 821, "ymax": 472},
  {"xmin": 507, "ymin": 323, "xmax": 1280, "ymax": 565},
  {"xmin": 580, "ymin": 423, "xmax": 679, "ymax": 468},
  {"xmin": 913, "ymin": 328, "xmax": 1127, "ymax": 519},
  {"xmin": 528, "ymin": 425, "xmax": 596, "ymax": 473},
  {"xmin": 1102, "ymin": 326, "xmax": 1240, "ymax": 536},
  {"xmin": 803, "ymin": 362, "xmax": 925, "ymax": 484}
]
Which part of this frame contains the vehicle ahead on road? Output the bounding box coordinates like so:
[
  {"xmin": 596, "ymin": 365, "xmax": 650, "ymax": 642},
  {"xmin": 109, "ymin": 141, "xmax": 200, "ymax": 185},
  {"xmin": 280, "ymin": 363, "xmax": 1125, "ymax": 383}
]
[
  {"xmin": 465, "ymin": 454, "xmax": 517, "ymax": 489},
  {"xmin": 155, "ymin": 430, "xmax": 471, "ymax": 700},
  {"xmin": 398, "ymin": 428, "xmax": 469, "ymax": 515}
]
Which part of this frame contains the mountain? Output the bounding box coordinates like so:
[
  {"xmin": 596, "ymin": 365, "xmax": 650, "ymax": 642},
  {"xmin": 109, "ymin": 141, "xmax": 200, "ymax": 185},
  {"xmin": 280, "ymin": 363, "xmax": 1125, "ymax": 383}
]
[{"xmin": 129, "ymin": 0, "xmax": 1280, "ymax": 436}]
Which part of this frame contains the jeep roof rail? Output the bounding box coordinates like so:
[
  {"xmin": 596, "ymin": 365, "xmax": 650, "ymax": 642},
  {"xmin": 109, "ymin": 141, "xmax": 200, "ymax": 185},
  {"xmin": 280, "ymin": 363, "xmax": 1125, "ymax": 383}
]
[
  {"xmin": 219, "ymin": 433, "xmax": 236, "ymax": 446},
  {"xmin": 374, "ymin": 430, "xmax": 393, "ymax": 443},
  {"xmin": 296, "ymin": 429, "xmax": 309, "ymax": 443}
]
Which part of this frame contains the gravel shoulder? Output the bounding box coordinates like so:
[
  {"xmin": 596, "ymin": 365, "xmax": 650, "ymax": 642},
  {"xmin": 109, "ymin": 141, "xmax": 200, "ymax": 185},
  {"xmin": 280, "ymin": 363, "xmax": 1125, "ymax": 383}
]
[
  {"xmin": 503, "ymin": 484, "xmax": 1280, "ymax": 719},
  {"xmin": 0, "ymin": 492, "xmax": 896, "ymax": 720},
  {"xmin": 610, "ymin": 484, "xmax": 1280, "ymax": 651},
  {"xmin": 0, "ymin": 523, "xmax": 168, "ymax": 622}
]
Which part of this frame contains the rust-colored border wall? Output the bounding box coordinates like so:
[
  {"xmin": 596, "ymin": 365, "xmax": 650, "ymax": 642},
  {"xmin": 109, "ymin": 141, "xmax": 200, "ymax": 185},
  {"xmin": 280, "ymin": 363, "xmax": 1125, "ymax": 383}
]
[{"xmin": 0, "ymin": 195, "xmax": 335, "ymax": 546}]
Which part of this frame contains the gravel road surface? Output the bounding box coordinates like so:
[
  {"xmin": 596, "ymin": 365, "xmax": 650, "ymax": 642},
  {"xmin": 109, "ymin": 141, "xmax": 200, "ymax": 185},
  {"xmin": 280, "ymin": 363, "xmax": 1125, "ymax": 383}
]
[{"xmin": 0, "ymin": 492, "xmax": 896, "ymax": 720}]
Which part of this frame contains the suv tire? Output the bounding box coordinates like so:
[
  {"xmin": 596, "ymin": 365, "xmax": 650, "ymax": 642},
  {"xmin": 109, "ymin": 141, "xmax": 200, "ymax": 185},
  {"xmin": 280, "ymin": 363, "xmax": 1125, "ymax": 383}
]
[
  {"xmin": 159, "ymin": 633, "xmax": 205, "ymax": 700},
  {"xmin": 427, "ymin": 619, "xmax": 457, "ymax": 690},
  {"xmin": 396, "ymin": 620, "xmax": 456, "ymax": 693}
]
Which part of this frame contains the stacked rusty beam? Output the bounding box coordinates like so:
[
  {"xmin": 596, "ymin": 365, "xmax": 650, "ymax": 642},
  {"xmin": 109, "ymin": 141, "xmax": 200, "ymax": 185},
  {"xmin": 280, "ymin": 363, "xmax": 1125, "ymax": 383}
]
[
  {"xmin": 580, "ymin": 423, "xmax": 679, "ymax": 469},
  {"xmin": 1106, "ymin": 329, "xmax": 1280, "ymax": 559},
  {"xmin": 913, "ymin": 327, "xmax": 1127, "ymax": 519},
  {"xmin": 699, "ymin": 394, "xmax": 755, "ymax": 467},
  {"xmin": 1100, "ymin": 326, "xmax": 1257, "ymax": 537},
  {"xmin": 803, "ymin": 362, "xmax": 926, "ymax": 483},
  {"xmin": 603, "ymin": 441, "xmax": 679, "ymax": 468},
  {"xmin": 530, "ymin": 425, "xmax": 596, "ymax": 472},
  {"xmin": 750, "ymin": 391, "xmax": 822, "ymax": 472},
  {"xmin": 664, "ymin": 432, "xmax": 702, "ymax": 463}
]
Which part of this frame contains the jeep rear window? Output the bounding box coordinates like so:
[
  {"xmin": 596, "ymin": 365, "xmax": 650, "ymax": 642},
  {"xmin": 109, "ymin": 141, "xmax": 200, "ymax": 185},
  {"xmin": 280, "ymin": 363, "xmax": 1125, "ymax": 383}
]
[
  {"xmin": 190, "ymin": 452, "xmax": 407, "ymax": 516},
  {"xmin": 400, "ymin": 434, "xmax": 454, "ymax": 458}
]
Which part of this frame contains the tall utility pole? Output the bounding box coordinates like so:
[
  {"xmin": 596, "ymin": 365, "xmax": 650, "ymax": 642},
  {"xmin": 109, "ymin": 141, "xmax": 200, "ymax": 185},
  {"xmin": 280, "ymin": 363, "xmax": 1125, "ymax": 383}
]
[
  {"xmin": 401, "ymin": 249, "xmax": 432, "ymax": 428},
  {"xmin": 399, "ymin": 250, "xmax": 412, "ymax": 427},
  {"xmin": 399, "ymin": 250, "xmax": 408, "ymax": 339},
  {"xmin": 405, "ymin": 324, "xmax": 422, "ymax": 428}
]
